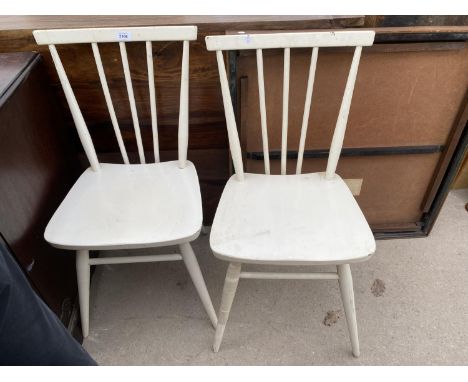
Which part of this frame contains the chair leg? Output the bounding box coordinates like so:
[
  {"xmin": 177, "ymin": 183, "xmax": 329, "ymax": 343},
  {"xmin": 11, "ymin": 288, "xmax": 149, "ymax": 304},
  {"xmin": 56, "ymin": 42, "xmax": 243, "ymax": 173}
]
[
  {"xmin": 179, "ymin": 242, "xmax": 218, "ymax": 328},
  {"xmin": 76, "ymin": 250, "xmax": 90, "ymax": 338},
  {"xmin": 201, "ymin": 225, "xmax": 211, "ymax": 235},
  {"xmin": 213, "ymin": 262, "xmax": 241, "ymax": 353},
  {"xmin": 337, "ymin": 263, "xmax": 360, "ymax": 357}
]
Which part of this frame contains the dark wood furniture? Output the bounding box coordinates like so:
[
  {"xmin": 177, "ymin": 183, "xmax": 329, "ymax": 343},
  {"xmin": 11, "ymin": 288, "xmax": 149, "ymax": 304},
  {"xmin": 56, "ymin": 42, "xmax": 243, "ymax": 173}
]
[{"xmin": 0, "ymin": 52, "xmax": 80, "ymax": 322}]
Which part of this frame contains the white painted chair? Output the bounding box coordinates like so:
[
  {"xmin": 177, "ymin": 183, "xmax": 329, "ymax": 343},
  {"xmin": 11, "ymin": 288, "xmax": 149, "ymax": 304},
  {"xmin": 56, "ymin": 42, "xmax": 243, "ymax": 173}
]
[
  {"xmin": 206, "ymin": 31, "xmax": 376, "ymax": 356},
  {"xmin": 33, "ymin": 26, "xmax": 217, "ymax": 337}
]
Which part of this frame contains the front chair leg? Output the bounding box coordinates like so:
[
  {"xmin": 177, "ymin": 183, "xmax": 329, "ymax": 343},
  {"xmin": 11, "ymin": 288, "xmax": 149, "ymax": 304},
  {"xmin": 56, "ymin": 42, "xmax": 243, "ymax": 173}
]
[
  {"xmin": 213, "ymin": 262, "xmax": 241, "ymax": 352},
  {"xmin": 76, "ymin": 250, "xmax": 90, "ymax": 338},
  {"xmin": 179, "ymin": 242, "xmax": 218, "ymax": 328},
  {"xmin": 337, "ymin": 263, "xmax": 360, "ymax": 357}
]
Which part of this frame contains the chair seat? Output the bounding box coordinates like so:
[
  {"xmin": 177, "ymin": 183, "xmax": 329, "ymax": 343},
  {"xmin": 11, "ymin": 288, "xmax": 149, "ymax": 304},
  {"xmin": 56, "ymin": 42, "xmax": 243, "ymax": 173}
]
[
  {"xmin": 210, "ymin": 172, "xmax": 376, "ymax": 265},
  {"xmin": 45, "ymin": 161, "xmax": 202, "ymax": 250}
]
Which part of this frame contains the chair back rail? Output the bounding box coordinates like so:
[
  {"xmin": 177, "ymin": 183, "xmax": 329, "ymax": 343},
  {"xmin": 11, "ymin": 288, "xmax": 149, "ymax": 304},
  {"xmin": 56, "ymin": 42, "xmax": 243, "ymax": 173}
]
[
  {"xmin": 33, "ymin": 26, "xmax": 198, "ymax": 170},
  {"xmin": 206, "ymin": 31, "xmax": 375, "ymax": 180}
]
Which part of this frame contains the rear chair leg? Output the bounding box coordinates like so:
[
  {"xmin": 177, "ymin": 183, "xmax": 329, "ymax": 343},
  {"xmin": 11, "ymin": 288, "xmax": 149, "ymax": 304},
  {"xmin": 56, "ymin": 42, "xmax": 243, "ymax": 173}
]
[
  {"xmin": 76, "ymin": 250, "xmax": 90, "ymax": 338},
  {"xmin": 213, "ymin": 262, "xmax": 241, "ymax": 352},
  {"xmin": 180, "ymin": 242, "xmax": 218, "ymax": 328},
  {"xmin": 337, "ymin": 263, "xmax": 360, "ymax": 357}
]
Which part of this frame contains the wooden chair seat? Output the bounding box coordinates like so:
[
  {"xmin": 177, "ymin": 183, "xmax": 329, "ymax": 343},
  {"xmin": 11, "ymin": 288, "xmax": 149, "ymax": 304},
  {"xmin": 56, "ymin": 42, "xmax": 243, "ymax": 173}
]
[
  {"xmin": 210, "ymin": 172, "xmax": 375, "ymax": 265},
  {"xmin": 45, "ymin": 161, "xmax": 202, "ymax": 250}
]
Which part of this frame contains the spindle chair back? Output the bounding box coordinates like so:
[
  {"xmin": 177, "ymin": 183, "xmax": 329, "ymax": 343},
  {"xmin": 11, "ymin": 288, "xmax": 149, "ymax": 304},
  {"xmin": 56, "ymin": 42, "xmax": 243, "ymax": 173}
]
[
  {"xmin": 206, "ymin": 30, "xmax": 375, "ymax": 178},
  {"xmin": 34, "ymin": 26, "xmax": 196, "ymax": 169}
]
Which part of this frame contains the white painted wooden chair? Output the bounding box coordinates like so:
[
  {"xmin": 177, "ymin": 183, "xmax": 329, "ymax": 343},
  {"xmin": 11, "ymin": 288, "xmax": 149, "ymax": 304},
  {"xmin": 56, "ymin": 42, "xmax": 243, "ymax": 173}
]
[
  {"xmin": 206, "ymin": 31, "xmax": 376, "ymax": 356},
  {"xmin": 33, "ymin": 26, "xmax": 217, "ymax": 337}
]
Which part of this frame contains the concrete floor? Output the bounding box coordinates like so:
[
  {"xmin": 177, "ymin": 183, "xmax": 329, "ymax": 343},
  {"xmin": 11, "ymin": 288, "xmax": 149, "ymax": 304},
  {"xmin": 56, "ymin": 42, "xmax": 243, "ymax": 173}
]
[{"xmin": 83, "ymin": 189, "xmax": 468, "ymax": 365}]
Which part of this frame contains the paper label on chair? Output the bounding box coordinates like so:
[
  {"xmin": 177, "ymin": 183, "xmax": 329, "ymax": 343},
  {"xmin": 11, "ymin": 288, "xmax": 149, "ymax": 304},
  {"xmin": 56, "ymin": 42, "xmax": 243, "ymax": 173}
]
[{"xmin": 117, "ymin": 31, "xmax": 132, "ymax": 41}]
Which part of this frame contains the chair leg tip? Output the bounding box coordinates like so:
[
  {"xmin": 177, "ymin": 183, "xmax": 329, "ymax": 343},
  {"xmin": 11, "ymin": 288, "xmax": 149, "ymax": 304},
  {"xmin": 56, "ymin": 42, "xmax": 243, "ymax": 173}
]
[
  {"xmin": 213, "ymin": 344, "xmax": 220, "ymax": 353},
  {"xmin": 352, "ymin": 350, "xmax": 360, "ymax": 358},
  {"xmin": 210, "ymin": 317, "xmax": 218, "ymax": 329}
]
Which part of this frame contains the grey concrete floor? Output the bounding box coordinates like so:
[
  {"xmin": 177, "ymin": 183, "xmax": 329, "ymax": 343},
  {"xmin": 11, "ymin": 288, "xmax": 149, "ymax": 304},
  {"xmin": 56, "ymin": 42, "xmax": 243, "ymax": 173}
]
[{"xmin": 83, "ymin": 189, "xmax": 468, "ymax": 365}]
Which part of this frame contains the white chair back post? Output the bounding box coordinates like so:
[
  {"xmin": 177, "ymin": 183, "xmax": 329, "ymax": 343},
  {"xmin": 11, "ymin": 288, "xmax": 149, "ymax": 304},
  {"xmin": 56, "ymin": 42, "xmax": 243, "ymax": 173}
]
[
  {"xmin": 178, "ymin": 40, "xmax": 190, "ymax": 169},
  {"xmin": 206, "ymin": 31, "xmax": 375, "ymax": 179},
  {"xmin": 33, "ymin": 26, "xmax": 198, "ymax": 170},
  {"xmin": 215, "ymin": 50, "xmax": 245, "ymax": 181}
]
